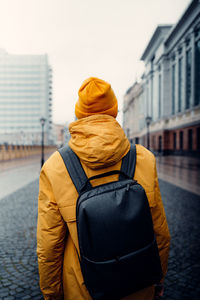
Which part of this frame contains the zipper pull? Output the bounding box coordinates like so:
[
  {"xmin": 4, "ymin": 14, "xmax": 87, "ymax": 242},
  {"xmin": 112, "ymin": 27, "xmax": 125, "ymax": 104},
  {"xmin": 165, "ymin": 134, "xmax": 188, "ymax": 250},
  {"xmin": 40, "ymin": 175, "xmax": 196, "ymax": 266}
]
[{"xmin": 126, "ymin": 183, "xmax": 130, "ymax": 191}]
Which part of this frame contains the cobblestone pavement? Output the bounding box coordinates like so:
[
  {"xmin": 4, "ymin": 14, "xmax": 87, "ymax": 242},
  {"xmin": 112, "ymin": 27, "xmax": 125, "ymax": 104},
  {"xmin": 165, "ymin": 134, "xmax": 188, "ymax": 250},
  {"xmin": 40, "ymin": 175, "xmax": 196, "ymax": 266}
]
[
  {"xmin": 156, "ymin": 156, "xmax": 200, "ymax": 196},
  {"xmin": 0, "ymin": 179, "xmax": 200, "ymax": 299},
  {"xmin": 0, "ymin": 180, "xmax": 42, "ymax": 300},
  {"xmin": 161, "ymin": 181, "xmax": 200, "ymax": 300}
]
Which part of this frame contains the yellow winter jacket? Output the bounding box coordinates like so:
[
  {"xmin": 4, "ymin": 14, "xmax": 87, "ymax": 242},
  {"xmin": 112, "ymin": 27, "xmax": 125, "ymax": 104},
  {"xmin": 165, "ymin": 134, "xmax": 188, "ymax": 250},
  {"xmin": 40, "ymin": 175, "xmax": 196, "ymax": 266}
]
[{"xmin": 37, "ymin": 114, "xmax": 170, "ymax": 300}]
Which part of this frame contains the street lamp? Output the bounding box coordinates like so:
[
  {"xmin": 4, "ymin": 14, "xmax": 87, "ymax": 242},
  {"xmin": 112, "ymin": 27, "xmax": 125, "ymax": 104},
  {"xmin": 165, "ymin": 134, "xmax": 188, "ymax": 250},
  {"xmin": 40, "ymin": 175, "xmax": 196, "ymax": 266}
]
[
  {"xmin": 40, "ymin": 117, "xmax": 46, "ymax": 168},
  {"xmin": 145, "ymin": 116, "xmax": 152, "ymax": 150}
]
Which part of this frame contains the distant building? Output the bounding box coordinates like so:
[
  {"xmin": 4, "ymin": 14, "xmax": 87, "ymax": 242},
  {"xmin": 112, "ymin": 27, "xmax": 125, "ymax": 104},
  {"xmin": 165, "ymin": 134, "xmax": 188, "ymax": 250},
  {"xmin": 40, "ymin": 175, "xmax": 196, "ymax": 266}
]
[
  {"xmin": 123, "ymin": 0, "xmax": 200, "ymax": 156},
  {"xmin": 0, "ymin": 49, "xmax": 53, "ymax": 145},
  {"xmin": 53, "ymin": 122, "xmax": 70, "ymax": 148},
  {"xmin": 123, "ymin": 82, "xmax": 145, "ymax": 144}
]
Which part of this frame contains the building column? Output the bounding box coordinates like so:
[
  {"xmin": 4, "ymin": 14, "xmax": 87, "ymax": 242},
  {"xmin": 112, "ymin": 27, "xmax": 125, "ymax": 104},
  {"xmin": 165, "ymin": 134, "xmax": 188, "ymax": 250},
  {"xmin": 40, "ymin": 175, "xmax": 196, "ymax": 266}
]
[
  {"xmin": 191, "ymin": 29, "xmax": 195, "ymax": 107},
  {"xmin": 150, "ymin": 73, "xmax": 154, "ymax": 121},
  {"xmin": 182, "ymin": 41, "xmax": 187, "ymax": 112},
  {"xmin": 175, "ymin": 48, "xmax": 179, "ymax": 114}
]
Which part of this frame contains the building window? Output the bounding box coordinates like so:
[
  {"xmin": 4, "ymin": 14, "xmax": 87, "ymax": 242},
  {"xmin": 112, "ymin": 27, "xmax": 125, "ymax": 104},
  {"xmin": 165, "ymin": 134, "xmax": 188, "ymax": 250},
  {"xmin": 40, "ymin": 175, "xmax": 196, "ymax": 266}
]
[
  {"xmin": 185, "ymin": 37, "xmax": 190, "ymax": 47},
  {"xmin": 135, "ymin": 137, "xmax": 139, "ymax": 144},
  {"xmin": 151, "ymin": 75, "xmax": 154, "ymax": 120},
  {"xmin": 172, "ymin": 64, "xmax": 176, "ymax": 115},
  {"xmin": 197, "ymin": 127, "xmax": 200, "ymax": 150},
  {"xmin": 150, "ymin": 54, "xmax": 155, "ymax": 120},
  {"xmin": 195, "ymin": 40, "xmax": 200, "ymax": 106},
  {"xmin": 178, "ymin": 57, "xmax": 183, "ymax": 112},
  {"xmin": 180, "ymin": 131, "xmax": 183, "ymax": 150},
  {"xmin": 158, "ymin": 74, "xmax": 161, "ymax": 118},
  {"xmin": 173, "ymin": 132, "xmax": 176, "ymax": 150},
  {"xmin": 195, "ymin": 27, "xmax": 200, "ymax": 38},
  {"xmin": 188, "ymin": 129, "xmax": 193, "ymax": 151},
  {"xmin": 151, "ymin": 55, "xmax": 155, "ymax": 71},
  {"xmin": 146, "ymin": 81, "xmax": 149, "ymax": 116},
  {"xmin": 4, "ymin": 143, "xmax": 8, "ymax": 150},
  {"xmin": 178, "ymin": 47, "xmax": 182, "ymax": 55},
  {"xmin": 186, "ymin": 49, "xmax": 192, "ymax": 109}
]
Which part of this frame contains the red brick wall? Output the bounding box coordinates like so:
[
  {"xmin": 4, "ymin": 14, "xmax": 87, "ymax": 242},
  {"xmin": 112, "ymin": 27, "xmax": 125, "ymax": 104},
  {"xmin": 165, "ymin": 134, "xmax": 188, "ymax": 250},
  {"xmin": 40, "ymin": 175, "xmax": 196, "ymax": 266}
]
[{"xmin": 143, "ymin": 123, "xmax": 200, "ymax": 153}]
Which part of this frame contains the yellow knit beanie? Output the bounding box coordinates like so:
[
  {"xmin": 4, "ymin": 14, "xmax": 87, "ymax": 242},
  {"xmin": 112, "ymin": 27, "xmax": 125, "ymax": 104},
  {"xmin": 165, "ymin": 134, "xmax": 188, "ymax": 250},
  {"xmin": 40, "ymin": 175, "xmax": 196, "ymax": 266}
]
[{"xmin": 75, "ymin": 77, "xmax": 118, "ymax": 119}]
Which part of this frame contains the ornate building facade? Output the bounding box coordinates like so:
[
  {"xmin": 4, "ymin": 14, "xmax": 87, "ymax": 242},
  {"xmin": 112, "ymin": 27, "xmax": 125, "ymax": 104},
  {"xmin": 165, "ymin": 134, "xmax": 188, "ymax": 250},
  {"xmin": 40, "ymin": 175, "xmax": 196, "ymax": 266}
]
[{"xmin": 123, "ymin": 0, "xmax": 200, "ymax": 156}]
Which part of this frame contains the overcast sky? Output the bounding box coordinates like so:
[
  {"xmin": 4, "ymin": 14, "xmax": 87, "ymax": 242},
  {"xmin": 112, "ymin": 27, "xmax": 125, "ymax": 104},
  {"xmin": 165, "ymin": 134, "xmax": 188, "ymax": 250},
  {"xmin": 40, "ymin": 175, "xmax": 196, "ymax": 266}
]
[{"xmin": 0, "ymin": 0, "xmax": 191, "ymax": 125}]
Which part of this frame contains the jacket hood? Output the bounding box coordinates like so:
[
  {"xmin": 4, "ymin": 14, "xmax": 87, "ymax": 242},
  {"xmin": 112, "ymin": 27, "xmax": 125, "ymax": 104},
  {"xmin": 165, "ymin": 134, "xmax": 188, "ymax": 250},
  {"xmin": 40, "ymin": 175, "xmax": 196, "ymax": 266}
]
[{"xmin": 68, "ymin": 114, "xmax": 130, "ymax": 169}]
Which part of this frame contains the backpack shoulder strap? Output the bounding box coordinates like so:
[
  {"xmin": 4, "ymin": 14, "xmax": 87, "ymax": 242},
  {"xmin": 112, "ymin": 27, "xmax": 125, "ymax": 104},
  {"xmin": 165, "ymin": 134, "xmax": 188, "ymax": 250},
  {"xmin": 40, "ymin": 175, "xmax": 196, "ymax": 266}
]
[
  {"xmin": 58, "ymin": 145, "xmax": 92, "ymax": 194},
  {"xmin": 120, "ymin": 144, "xmax": 136, "ymax": 180}
]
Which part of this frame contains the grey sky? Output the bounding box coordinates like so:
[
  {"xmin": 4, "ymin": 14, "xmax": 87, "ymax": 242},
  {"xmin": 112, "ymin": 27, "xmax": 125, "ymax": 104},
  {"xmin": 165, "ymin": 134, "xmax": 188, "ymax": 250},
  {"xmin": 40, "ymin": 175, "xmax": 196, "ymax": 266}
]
[{"xmin": 0, "ymin": 0, "xmax": 191, "ymax": 125}]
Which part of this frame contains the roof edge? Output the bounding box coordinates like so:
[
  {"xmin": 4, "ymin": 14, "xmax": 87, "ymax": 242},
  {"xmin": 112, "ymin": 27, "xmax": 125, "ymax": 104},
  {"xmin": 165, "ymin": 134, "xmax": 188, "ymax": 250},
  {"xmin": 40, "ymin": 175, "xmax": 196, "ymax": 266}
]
[
  {"xmin": 164, "ymin": 0, "xmax": 199, "ymax": 47},
  {"xmin": 141, "ymin": 25, "xmax": 173, "ymax": 61}
]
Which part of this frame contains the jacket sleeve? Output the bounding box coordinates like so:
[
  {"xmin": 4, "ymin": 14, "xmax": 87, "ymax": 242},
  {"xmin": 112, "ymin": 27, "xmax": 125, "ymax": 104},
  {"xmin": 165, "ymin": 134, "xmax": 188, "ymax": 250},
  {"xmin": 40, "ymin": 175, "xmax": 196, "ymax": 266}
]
[
  {"xmin": 37, "ymin": 166, "xmax": 67, "ymax": 300},
  {"xmin": 151, "ymin": 158, "xmax": 171, "ymax": 282}
]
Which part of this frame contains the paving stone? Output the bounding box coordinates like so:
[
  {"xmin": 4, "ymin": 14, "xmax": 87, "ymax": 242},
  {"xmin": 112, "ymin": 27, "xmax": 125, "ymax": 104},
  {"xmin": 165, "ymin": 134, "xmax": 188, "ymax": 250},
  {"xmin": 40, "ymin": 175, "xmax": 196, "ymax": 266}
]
[
  {"xmin": 0, "ymin": 287, "xmax": 10, "ymax": 294},
  {"xmin": 2, "ymin": 281, "xmax": 12, "ymax": 287},
  {"xmin": 159, "ymin": 179, "xmax": 200, "ymax": 300},
  {"xmin": 9, "ymin": 290, "xmax": 17, "ymax": 296},
  {"xmin": 0, "ymin": 178, "xmax": 200, "ymax": 299},
  {"xmin": 0, "ymin": 291, "xmax": 10, "ymax": 297},
  {"xmin": 32, "ymin": 295, "xmax": 44, "ymax": 300},
  {"xmin": 9, "ymin": 284, "xmax": 19, "ymax": 290},
  {"xmin": 16, "ymin": 287, "xmax": 24, "ymax": 292},
  {"xmin": 0, "ymin": 181, "xmax": 41, "ymax": 298}
]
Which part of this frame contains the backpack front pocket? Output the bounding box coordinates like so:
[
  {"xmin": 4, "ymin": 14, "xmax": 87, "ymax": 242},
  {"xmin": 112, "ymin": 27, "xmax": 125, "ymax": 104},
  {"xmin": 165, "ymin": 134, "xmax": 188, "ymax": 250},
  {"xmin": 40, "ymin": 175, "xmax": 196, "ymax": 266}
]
[{"xmin": 80, "ymin": 238, "xmax": 162, "ymax": 300}]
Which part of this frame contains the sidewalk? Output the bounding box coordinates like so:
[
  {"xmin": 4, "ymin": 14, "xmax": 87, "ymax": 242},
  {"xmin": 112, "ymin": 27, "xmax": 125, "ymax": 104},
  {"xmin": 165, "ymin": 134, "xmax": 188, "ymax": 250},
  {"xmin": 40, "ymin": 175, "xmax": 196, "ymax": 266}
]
[
  {"xmin": 0, "ymin": 153, "xmax": 53, "ymax": 200},
  {"xmin": 1, "ymin": 153, "xmax": 200, "ymax": 198},
  {"xmin": 156, "ymin": 155, "xmax": 200, "ymax": 196},
  {"xmin": 0, "ymin": 151, "xmax": 54, "ymax": 173}
]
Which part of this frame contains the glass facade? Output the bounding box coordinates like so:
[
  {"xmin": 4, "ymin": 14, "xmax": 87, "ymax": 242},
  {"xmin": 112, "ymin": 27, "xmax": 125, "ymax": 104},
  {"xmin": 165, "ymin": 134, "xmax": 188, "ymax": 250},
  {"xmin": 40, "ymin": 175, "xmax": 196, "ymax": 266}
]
[
  {"xmin": 0, "ymin": 89, "xmax": 42, "ymax": 93},
  {"xmin": 0, "ymin": 52, "xmax": 52, "ymax": 144},
  {"xmin": 0, "ymin": 77, "xmax": 43, "ymax": 81},
  {"xmin": 186, "ymin": 49, "xmax": 191, "ymax": 109},
  {"xmin": 195, "ymin": 40, "xmax": 200, "ymax": 106},
  {"xmin": 172, "ymin": 64, "xmax": 176, "ymax": 115},
  {"xmin": 0, "ymin": 106, "xmax": 40, "ymax": 110},
  {"xmin": 178, "ymin": 57, "xmax": 182, "ymax": 112},
  {"xmin": 0, "ymin": 83, "xmax": 42, "ymax": 87},
  {"xmin": 0, "ymin": 71, "xmax": 42, "ymax": 75}
]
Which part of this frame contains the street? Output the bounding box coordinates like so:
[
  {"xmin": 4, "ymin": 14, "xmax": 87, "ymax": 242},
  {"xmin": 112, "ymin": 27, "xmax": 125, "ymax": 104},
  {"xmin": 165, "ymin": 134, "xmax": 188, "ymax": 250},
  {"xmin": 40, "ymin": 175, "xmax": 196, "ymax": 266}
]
[{"xmin": 0, "ymin": 154, "xmax": 200, "ymax": 299}]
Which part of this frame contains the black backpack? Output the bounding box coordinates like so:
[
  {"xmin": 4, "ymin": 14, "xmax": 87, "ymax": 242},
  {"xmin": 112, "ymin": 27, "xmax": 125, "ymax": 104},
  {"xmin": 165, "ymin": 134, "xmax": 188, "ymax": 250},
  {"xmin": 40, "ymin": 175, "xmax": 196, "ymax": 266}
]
[{"xmin": 58, "ymin": 145, "xmax": 163, "ymax": 300}]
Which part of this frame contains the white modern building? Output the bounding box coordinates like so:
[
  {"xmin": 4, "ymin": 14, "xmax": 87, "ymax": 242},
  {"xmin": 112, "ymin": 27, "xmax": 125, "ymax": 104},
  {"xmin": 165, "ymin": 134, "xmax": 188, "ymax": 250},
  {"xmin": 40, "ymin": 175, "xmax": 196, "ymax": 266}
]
[
  {"xmin": 123, "ymin": 82, "xmax": 145, "ymax": 144},
  {"xmin": 124, "ymin": 0, "xmax": 200, "ymax": 156},
  {"xmin": 0, "ymin": 49, "xmax": 53, "ymax": 145}
]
